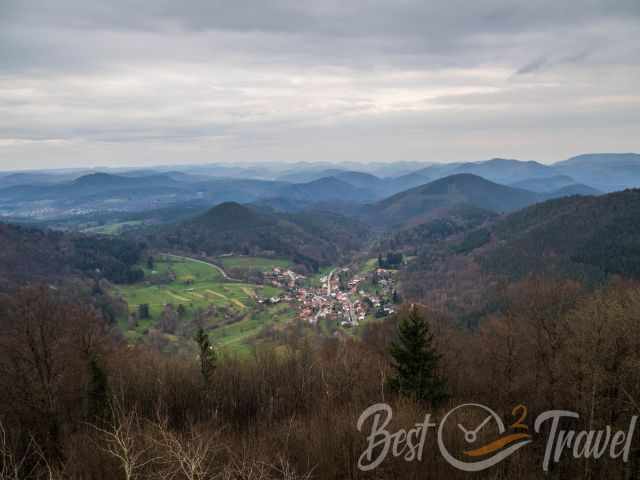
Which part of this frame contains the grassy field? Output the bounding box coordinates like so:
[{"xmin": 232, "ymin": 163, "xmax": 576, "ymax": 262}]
[
  {"xmin": 147, "ymin": 255, "xmax": 225, "ymax": 282},
  {"xmin": 360, "ymin": 257, "xmax": 379, "ymax": 274},
  {"xmin": 112, "ymin": 255, "xmax": 290, "ymax": 352},
  {"xmin": 210, "ymin": 302, "xmax": 296, "ymax": 351},
  {"xmin": 218, "ymin": 255, "xmax": 292, "ymax": 272},
  {"xmin": 305, "ymin": 266, "xmax": 334, "ymax": 288}
]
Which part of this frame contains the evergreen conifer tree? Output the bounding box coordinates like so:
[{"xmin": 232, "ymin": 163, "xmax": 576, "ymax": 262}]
[
  {"xmin": 388, "ymin": 307, "xmax": 447, "ymax": 406},
  {"xmin": 195, "ymin": 327, "xmax": 217, "ymax": 384},
  {"xmin": 87, "ymin": 353, "xmax": 109, "ymax": 419}
]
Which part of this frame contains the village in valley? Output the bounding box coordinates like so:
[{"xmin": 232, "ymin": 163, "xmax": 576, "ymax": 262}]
[
  {"xmin": 113, "ymin": 252, "xmax": 404, "ymax": 353},
  {"xmin": 258, "ymin": 254, "xmax": 402, "ymax": 331}
]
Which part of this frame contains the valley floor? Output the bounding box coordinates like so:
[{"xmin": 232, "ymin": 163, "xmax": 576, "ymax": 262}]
[
  {"xmin": 111, "ymin": 253, "xmax": 402, "ymax": 353},
  {"xmin": 112, "ymin": 255, "xmax": 293, "ymax": 353}
]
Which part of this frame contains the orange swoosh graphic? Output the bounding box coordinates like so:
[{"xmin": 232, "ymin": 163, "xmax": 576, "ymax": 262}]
[{"xmin": 464, "ymin": 433, "xmax": 531, "ymax": 457}]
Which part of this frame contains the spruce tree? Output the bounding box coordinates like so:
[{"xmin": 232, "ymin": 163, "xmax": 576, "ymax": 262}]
[
  {"xmin": 195, "ymin": 327, "xmax": 217, "ymax": 384},
  {"xmin": 388, "ymin": 307, "xmax": 448, "ymax": 406},
  {"xmin": 87, "ymin": 353, "xmax": 109, "ymax": 419}
]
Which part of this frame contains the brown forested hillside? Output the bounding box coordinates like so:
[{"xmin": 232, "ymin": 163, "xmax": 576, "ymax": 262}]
[
  {"xmin": 143, "ymin": 202, "xmax": 371, "ymax": 271},
  {"xmin": 401, "ymin": 189, "xmax": 640, "ymax": 314},
  {"xmin": 1, "ymin": 280, "xmax": 639, "ymax": 479},
  {"xmin": 0, "ymin": 223, "xmax": 145, "ymax": 291}
]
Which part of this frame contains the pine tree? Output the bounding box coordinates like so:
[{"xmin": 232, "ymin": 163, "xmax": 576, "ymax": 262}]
[
  {"xmin": 87, "ymin": 353, "xmax": 109, "ymax": 419},
  {"xmin": 195, "ymin": 328, "xmax": 217, "ymax": 384},
  {"xmin": 388, "ymin": 307, "xmax": 447, "ymax": 406}
]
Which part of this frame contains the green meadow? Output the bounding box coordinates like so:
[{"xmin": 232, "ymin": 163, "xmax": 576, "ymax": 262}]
[
  {"xmin": 360, "ymin": 257, "xmax": 379, "ymax": 274},
  {"xmin": 218, "ymin": 255, "xmax": 292, "ymax": 272},
  {"xmin": 112, "ymin": 255, "xmax": 292, "ymax": 352},
  {"xmin": 306, "ymin": 266, "xmax": 334, "ymax": 288}
]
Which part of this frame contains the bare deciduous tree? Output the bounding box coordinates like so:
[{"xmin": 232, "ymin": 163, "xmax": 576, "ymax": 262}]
[
  {"xmin": 153, "ymin": 418, "xmax": 221, "ymax": 480},
  {"xmin": 91, "ymin": 404, "xmax": 157, "ymax": 480},
  {"xmin": 0, "ymin": 420, "xmax": 32, "ymax": 480}
]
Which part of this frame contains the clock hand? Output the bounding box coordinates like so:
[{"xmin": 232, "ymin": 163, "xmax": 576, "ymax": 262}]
[
  {"xmin": 458, "ymin": 423, "xmax": 471, "ymax": 434},
  {"xmin": 471, "ymin": 415, "xmax": 493, "ymax": 435}
]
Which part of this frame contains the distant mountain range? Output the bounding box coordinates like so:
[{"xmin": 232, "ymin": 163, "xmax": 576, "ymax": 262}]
[
  {"xmin": 273, "ymin": 169, "xmax": 430, "ymax": 196},
  {"xmin": 1, "ymin": 153, "xmax": 636, "ymax": 225},
  {"xmin": 0, "ymin": 172, "xmax": 290, "ymax": 219},
  {"xmin": 553, "ymin": 153, "xmax": 640, "ymax": 192},
  {"xmin": 510, "ymin": 175, "xmax": 576, "ymax": 192},
  {"xmin": 135, "ymin": 172, "xmax": 605, "ymax": 267},
  {"xmin": 360, "ymin": 173, "xmax": 595, "ymax": 229},
  {"xmin": 406, "ymin": 154, "xmax": 640, "ymax": 192},
  {"xmin": 412, "ymin": 158, "xmax": 554, "ymax": 185},
  {"xmin": 272, "ymin": 177, "xmax": 375, "ymax": 204},
  {"xmin": 1, "ymin": 153, "xmax": 638, "ymax": 290}
]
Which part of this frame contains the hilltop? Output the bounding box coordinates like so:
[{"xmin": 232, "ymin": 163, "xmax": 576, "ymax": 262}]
[
  {"xmin": 365, "ymin": 174, "xmax": 541, "ymax": 228},
  {"xmin": 143, "ymin": 202, "xmax": 370, "ymax": 271},
  {"xmin": 553, "ymin": 153, "xmax": 640, "ymax": 192},
  {"xmin": 411, "ymin": 158, "xmax": 554, "ymax": 185}
]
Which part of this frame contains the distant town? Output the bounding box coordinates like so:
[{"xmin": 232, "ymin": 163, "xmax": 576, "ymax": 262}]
[{"xmin": 259, "ymin": 259, "xmax": 399, "ymax": 329}]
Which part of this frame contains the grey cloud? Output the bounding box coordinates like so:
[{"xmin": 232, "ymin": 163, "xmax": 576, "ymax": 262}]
[
  {"xmin": 2, "ymin": 1, "xmax": 639, "ymax": 73},
  {"xmin": 515, "ymin": 47, "xmax": 603, "ymax": 75},
  {"xmin": 0, "ymin": 1, "xmax": 638, "ymax": 168},
  {"xmin": 516, "ymin": 57, "xmax": 550, "ymax": 75},
  {"xmin": 5, "ymin": 0, "xmax": 639, "ymax": 35}
]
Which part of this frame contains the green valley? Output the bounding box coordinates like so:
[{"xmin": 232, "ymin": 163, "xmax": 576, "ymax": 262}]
[{"xmin": 111, "ymin": 255, "xmax": 293, "ymax": 352}]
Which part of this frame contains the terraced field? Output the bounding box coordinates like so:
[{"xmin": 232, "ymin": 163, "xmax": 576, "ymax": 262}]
[{"xmin": 112, "ymin": 255, "xmax": 294, "ymax": 352}]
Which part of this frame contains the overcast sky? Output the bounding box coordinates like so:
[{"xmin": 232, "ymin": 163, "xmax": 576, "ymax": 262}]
[{"xmin": 0, "ymin": 0, "xmax": 639, "ymax": 169}]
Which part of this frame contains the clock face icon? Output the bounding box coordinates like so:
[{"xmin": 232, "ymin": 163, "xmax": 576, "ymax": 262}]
[
  {"xmin": 437, "ymin": 403, "xmax": 532, "ymax": 472},
  {"xmin": 458, "ymin": 412, "xmax": 497, "ymax": 444}
]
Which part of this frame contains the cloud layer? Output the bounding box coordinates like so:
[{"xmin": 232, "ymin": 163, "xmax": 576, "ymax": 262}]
[{"xmin": 1, "ymin": 0, "xmax": 639, "ymax": 168}]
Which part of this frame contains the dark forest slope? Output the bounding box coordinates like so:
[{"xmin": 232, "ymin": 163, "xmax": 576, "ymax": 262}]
[{"xmin": 145, "ymin": 202, "xmax": 371, "ymax": 271}]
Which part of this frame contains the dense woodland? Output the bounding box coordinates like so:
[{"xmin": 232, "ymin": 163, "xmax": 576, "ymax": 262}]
[
  {"xmin": 1, "ymin": 278, "xmax": 640, "ymax": 479},
  {"xmin": 0, "ymin": 224, "xmax": 145, "ymax": 292},
  {"xmin": 138, "ymin": 202, "xmax": 371, "ymax": 273},
  {"xmin": 401, "ymin": 189, "xmax": 640, "ymax": 315}
]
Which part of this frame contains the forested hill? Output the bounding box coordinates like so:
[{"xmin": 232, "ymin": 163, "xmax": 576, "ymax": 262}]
[
  {"xmin": 0, "ymin": 223, "xmax": 145, "ymax": 291},
  {"xmin": 364, "ymin": 173, "xmax": 541, "ymax": 228},
  {"xmin": 141, "ymin": 202, "xmax": 371, "ymax": 271},
  {"xmin": 401, "ymin": 189, "xmax": 640, "ymax": 310},
  {"xmin": 484, "ymin": 188, "xmax": 640, "ymax": 280}
]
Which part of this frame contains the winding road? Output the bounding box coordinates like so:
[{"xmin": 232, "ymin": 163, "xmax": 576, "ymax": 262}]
[{"xmin": 161, "ymin": 253, "xmax": 241, "ymax": 282}]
